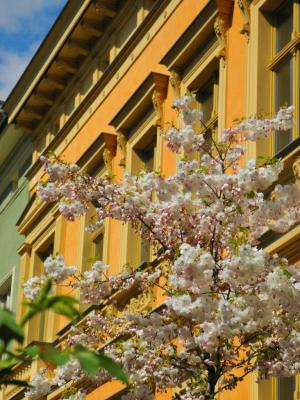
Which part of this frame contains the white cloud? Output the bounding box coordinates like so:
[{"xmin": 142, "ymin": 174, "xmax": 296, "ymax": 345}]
[
  {"xmin": 0, "ymin": 0, "xmax": 65, "ymax": 32},
  {"xmin": 0, "ymin": 48, "xmax": 33, "ymax": 100},
  {"xmin": 0, "ymin": 0, "xmax": 66, "ymax": 100}
]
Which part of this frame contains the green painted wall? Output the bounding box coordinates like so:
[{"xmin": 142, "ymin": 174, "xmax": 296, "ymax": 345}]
[{"xmin": 0, "ymin": 134, "xmax": 32, "ymax": 313}]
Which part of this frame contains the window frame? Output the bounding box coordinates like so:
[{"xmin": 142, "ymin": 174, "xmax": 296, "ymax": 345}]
[
  {"xmin": 179, "ymin": 50, "xmax": 222, "ymax": 160},
  {"xmin": 80, "ymin": 207, "xmax": 108, "ymax": 272},
  {"xmin": 23, "ymin": 226, "xmax": 56, "ymax": 344},
  {"xmin": 0, "ymin": 270, "xmax": 14, "ymax": 311},
  {"xmin": 275, "ymin": 376, "xmax": 296, "ymax": 400},
  {"xmin": 267, "ymin": 0, "xmax": 300, "ymax": 154},
  {"xmin": 124, "ymin": 113, "xmax": 160, "ymax": 270}
]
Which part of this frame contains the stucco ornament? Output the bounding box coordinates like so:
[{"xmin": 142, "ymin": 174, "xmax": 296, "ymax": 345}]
[
  {"xmin": 117, "ymin": 130, "xmax": 127, "ymax": 167},
  {"xmin": 293, "ymin": 158, "xmax": 300, "ymax": 187},
  {"xmin": 31, "ymin": 98, "xmax": 299, "ymax": 400}
]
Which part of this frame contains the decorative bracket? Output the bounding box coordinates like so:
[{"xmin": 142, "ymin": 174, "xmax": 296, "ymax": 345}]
[
  {"xmin": 102, "ymin": 133, "xmax": 117, "ymax": 174},
  {"xmin": 117, "ymin": 129, "xmax": 127, "ymax": 167},
  {"xmin": 214, "ymin": 16, "xmax": 227, "ymax": 60},
  {"xmin": 215, "ymin": 0, "xmax": 234, "ymax": 60},
  {"xmin": 110, "ymin": 72, "xmax": 169, "ymax": 167},
  {"xmin": 237, "ymin": 0, "xmax": 251, "ymax": 41},
  {"xmin": 293, "ymin": 158, "xmax": 300, "ymax": 188},
  {"xmin": 151, "ymin": 73, "xmax": 168, "ymax": 128},
  {"xmin": 170, "ymin": 68, "xmax": 181, "ymax": 99}
]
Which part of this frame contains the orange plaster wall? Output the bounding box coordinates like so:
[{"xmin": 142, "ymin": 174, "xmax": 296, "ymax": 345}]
[
  {"xmin": 42, "ymin": 1, "xmax": 209, "ymax": 277},
  {"xmin": 59, "ymin": 0, "xmax": 209, "ymax": 167},
  {"xmin": 226, "ymin": 2, "xmax": 247, "ymax": 127},
  {"xmin": 44, "ymin": 0, "xmax": 210, "ymax": 282},
  {"xmin": 219, "ymin": 3, "xmax": 251, "ymax": 400},
  {"xmin": 219, "ymin": 374, "xmax": 251, "ymax": 400},
  {"xmin": 32, "ymin": 0, "xmax": 254, "ymax": 398},
  {"xmin": 86, "ymin": 381, "xmax": 125, "ymax": 400},
  {"xmin": 62, "ymin": 219, "xmax": 80, "ymax": 265}
]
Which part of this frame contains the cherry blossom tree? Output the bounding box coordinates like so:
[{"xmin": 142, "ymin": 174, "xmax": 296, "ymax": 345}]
[{"xmin": 26, "ymin": 97, "xmax": 300, "ymax": 400}]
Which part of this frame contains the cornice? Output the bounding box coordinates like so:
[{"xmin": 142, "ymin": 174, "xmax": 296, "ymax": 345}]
[
  {"xmin": 77, "ymin": 131, "xmax": 117, "ymax": 175},
  {"xmin": 4, "ymin": 1, "xmax": 91, "ymax": 121},
  {"xmin": 24, "ymin": 0, "xmax": 172, "ymax": 180},
  {"xmin": 5, "ymin": 0, "xmax": 120, "ymax": 131},
  {"xmin": 109, "ymin": 72, "xmax": 168, "ymax": 167},
  {"xmin": 161, "ymin": 0, "xmax": 233, "ymax": 69},
  {"xmin": 160, "ymin": 0, "xmax": 219, "ymax": 70},
  {"xmin": 109, "ymin": 72, "xmax": 169, "ymax": 132},
  {"xmin": 17, "ymin": 193, "xmax": 56, "ymax": 237}
]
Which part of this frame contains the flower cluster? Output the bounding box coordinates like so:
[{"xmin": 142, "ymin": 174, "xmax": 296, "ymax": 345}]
[
  {"xmin": 25, "ymin": 97, "xmax": 300, "ymax": 400},
  {"xmin": 44, "ymin": 255, "xmax": 77, "ymax": 283},
  {"xmin": 23, "ymin": 255, "xmax": 76, "ymax": 300}
]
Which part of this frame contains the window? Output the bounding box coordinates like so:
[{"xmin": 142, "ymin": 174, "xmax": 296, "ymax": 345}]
[
  {"xmin": 195, "ymin": 73, "xmax": 219, "ymax": 127},
  {"xmin": 186, "ymin": 67, "xmax": 219, "ymax": 156},
  {"xmin": 133, "ymin": 134, "xmax": 156, "ymax": 172},
  {"xmin": 275, "ymin": 57, "xmax": 293, "ymax": 151},
  {"xmin": 0, "ymin": 276, "xmax": 12, "ymax": 310},
  {"xmin": 269, "ymin": 0, "xmax": 300, "ymax": 153},
  {"xmin": 131, "ymin": 126, "xmax": 157, "ymax": 266},
  {"xmin": 275, "ymin": 0, "xmax": 293, "ymax": 52},
  {"xmin": 33, "ymin": 237, "xmax": 54, "ymax": 342},
  {"xmin": 79, "ymin": 157, "xmax": 107, "ymax": 273},
  {"xmin": 92, "ymin": 233, "xmax": 104, "ymax": 261},
  {"xmin": 19, "ymin": 156, "xmax": 31, "ymax": 177},
  {"xmin": 277, "ymin": 377, "xmax": 295, "ymax": 400},
  {"xmin": 0, "ymin": 182, "xmax": 14, "ymax": 205}
]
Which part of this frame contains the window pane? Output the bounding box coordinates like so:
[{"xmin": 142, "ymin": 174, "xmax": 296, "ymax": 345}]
[
  {"xmin": 19, "ymin": 156, "xmax": 32, "ymax": 177},
  {"xmin": 138, "ymin": 137, "xmax": 156, "ymax": 172},
  {"xmin": 278, "ymin": 377, "xmax": 295, "ymax": 400},
  {"xmin": 140, "ymin": 239, "xmax": 151, "ymax": 264},
  {"xmin": 0, "ymin": 277, "xmax": 12, "ymax": 310},
  {"xmin": 139, "ymin": 142, "xmax": 155, "ymax": 264},
  {"xmin": 38, "ymin": 243, "xmax": 54, "ymax": 262},
  {"xmin": 275, "ymin": 57, "xmax": 293, "ymax": 152},
  {"xmin": 275, "ymin": 0, "xmax": 293, "ymax": 52},
  {"xmin": 93, "ymin": 234, "xmax": 104, "ymax": 260},
  {"xmin": 198, "ymin": 85, "xmax": 214, "ymax": 122},
  {"xmin": 196, "ymin": 83, "xmax": 214, "ymax": 124},
  {"xmin": 0, "ymin": 182, "xmax": 13, "ymax": 204},
  {"xmin": 133, "ymin": 131, "xmax": 157, "ymax": 266}
]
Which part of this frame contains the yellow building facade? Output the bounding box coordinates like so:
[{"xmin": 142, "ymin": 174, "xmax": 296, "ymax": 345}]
[{"xmin": 2, "ymin": 0, "xmax": 300, "ymax": 399}]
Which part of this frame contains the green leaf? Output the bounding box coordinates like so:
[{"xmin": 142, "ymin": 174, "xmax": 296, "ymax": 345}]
[
  {"xmin": 282, "ymin": 268, "xmax": 292, "ymax": 278},
  {"xmin": 41, "ymin": 344, "xmax": 70, "ymax": 366},
  {"xmin": 22, "ymin": 288, "xmax": 80, "ymax": 326},
  {"xmin": 97, "ymin": 353, "xmax": 128, "ymax": 384},
  {"xmin": 46, "ymin": 295, "xmax": 78, "ymax": 307},
  {"xmin": 25, "ymin": 345, "xmax": 40, "ymax": 357},
  {"xmin": 50, "ymin": 298, "xmax": 80, "ymax": 321},
  {"xmin": 37, "ymin": 278, "xmax": 53, "ymax": 302},
  {"xmin": 0, "ymin": 309, "xmax": 24, "ymax": 344},
  {"xmin": 21, "ymin": 308, "xmax": 39, "ymax": 326},
  {"xmin": 74, "ymin": 345, "xmax": 101, "ymax": 375},
  {"xmin": 238, "ymin": 226, "xmax": 249, "ymax": 233},
  {"xmin": 21, "ymin": 279, "xmax": 54, "ymax": 326},
  {"xmin": 0, "ymin": 357, "xmax": 18, "ymax": 373},
  {"xmin": 73, "ymin": 346, "xmax": 128, "ymax": 384},
  {"xmin": 246, "ymin": 191, "xmax": 255, "ymax": 199},
  {"xmin": 26, "ymin": 344, "xmax": 70, "ymax": 366}
]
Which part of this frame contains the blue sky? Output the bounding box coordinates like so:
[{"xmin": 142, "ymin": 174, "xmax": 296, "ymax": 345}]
[{"xmin": 0, "ymin": 0, "xmax": 67, "ymax": 101}]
